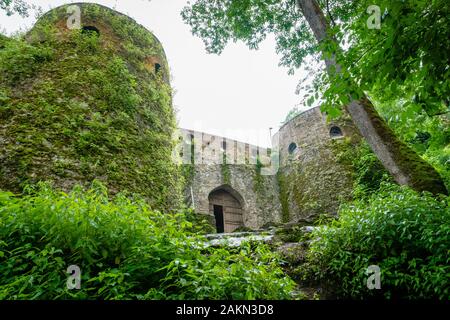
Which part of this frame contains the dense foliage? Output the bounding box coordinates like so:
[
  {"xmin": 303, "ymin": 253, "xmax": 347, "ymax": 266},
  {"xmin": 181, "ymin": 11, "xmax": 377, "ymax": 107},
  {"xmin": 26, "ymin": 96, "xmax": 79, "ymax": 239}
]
[
  {"xmin": 305, "ymin": 1, "xmax": 450, "ymax": 190},
  {"xmin": 182, "ymin": 0, "xmax": 448, "ymax": 197},
  {"xmin": 334, "ymin": 140, "xmax": 392, "ymax": 200},
  {"xmin": 301, "ymin": 184, "xmax": 450, "ymax": 299},
  {"xmin": 328, "ymin": 0, "xmax": 449, "ymax": 117},
  {"xmin": 0, "ymin": 0, "xmax": 30, "ymax": 16},
  {"xmin": 181, "ymin": 0, "xmax": 315, "ymax": 75},
  {"xmin": 181, "ymin": 0, "xmax": 448, "ymax": 113},
  {"xmin": 373, "ymin": 97, "xmax": 450, "ymax": 191},
  {"xmin": 0, "ymin": 182, "xmax": 296, "ymax": 300}
]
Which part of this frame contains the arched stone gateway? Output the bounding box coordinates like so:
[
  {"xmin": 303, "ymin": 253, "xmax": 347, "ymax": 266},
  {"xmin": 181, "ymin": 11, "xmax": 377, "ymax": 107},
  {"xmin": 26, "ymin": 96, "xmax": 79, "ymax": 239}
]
[
  {"xmin": 208, "ymin": 186, "xmax": 244, "ymax": 233},
  {"xmin": 181, "ymin": 106, "xmax": 359, "ymax": 230}
]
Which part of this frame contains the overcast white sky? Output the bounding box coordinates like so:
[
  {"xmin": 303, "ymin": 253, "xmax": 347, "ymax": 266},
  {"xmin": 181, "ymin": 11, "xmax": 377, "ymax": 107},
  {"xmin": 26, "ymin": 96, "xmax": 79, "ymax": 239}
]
[{"xmin": 0, "ymin": 0, "xmax": 313, "ymax": 147}]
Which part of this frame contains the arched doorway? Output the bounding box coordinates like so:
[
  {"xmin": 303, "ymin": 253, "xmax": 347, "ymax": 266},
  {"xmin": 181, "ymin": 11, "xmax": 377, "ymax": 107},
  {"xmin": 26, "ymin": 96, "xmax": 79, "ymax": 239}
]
[{"xmin": 208, "ymin": 186, "xmax": 244, "ymax": 233}]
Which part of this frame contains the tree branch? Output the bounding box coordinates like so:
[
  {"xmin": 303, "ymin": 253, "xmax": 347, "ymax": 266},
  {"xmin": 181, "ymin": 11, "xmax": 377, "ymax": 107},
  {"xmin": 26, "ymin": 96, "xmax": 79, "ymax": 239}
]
[{"xmin": 326, "ymin": 0, "xmax": 335, "ymax": 27}]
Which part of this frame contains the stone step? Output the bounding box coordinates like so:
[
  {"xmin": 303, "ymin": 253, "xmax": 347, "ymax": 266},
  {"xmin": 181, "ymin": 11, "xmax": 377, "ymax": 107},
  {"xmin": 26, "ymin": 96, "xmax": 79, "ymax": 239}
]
[
  {"xmin": 203, "ymin": 225, "xmax": 318, "ymax": 248},
  {"xmin": 204, "ymin": 229, "xmax": 276, "ymax": 247}
]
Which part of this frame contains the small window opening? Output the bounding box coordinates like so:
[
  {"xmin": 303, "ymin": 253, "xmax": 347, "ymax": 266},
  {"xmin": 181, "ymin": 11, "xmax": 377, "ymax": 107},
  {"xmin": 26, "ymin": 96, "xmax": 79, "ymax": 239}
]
[
  {"xmin": 330, "ymin": 126, "xmax": 343, "ymax": 138},
  {"xmin": 155, "ymin": 63, "xmax": 161, "ymax": 74},
  {"xmin": 81, "ymin": 26, "xmax": 100, "ymax": 36},
  {"xmin": 288, "ymin": 142, "xmax": 297, "ymax": 155}
]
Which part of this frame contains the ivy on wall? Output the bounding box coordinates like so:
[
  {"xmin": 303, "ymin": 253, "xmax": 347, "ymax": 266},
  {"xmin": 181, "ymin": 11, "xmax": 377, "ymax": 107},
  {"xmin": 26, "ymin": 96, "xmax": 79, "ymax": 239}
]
[
  {"xmin": 221, "ymin": 153, "xmax": 231, "ymax": 185},
  {"xmin": 0, "ymin": 3, "xmax": 182, "ymax": 212},
  {"xmin": 276, "ymin": 171, "xmax": 290, "ymax": 223}
]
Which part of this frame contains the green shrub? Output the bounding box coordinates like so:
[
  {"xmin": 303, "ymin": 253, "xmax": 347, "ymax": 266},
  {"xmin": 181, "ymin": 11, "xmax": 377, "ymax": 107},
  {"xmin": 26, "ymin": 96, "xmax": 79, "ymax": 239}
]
[
  {"xmin": 183, "ymin": 209, "xmax": 216, "ymax": 234},
  {"xmin": 348, "ymin": 142, "xmax": 392, "ymax": 199},
  {"xmin": 302, "ymin": 183, "xmax": 449, "ymax": 299},
  {"xmin": 0, "ymin": 182, "xmax": 295, "ymax": 300}
]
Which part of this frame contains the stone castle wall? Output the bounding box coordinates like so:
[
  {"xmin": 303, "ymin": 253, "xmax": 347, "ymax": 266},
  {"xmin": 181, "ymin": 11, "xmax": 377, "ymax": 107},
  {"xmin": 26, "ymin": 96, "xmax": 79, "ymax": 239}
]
[
  {"xmin": 0, "ymin": 3, "xmax": 182, "ymax": 212},
  {"xmin": 187, "ymin": 164, "xmax": 282, "ymax": 230},
  {"xmin": 275, "ymin": 107, "xmax": 359, "ymax": 222},
  {"xmin": 6, "ymin": 3, "xmax": 359, "ymax": 231},
  {"xmin": 176, "ymin": 129, "xmax": 281, "ymax": 230},
  {"xmin": 177, "ymin": 128, "xmax": 272, "ymax": 166},
  {"xmin": 180, "ymin": 107, "xmax": 360, "ymax": 231}
]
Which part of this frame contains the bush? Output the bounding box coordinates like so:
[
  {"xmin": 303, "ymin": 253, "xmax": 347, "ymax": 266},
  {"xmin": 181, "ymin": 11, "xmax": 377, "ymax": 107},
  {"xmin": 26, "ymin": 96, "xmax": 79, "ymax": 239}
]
[
  {"xmin": 349, "ymin": 142, "xmax": 392, "ymax": 199},
  {"xmin": 0, "ymin": 182, "xmax": 295, "ymax": 300},
  {"xmin": 302, "ymin": 183, "xmax": 449, "ymax": 299}
]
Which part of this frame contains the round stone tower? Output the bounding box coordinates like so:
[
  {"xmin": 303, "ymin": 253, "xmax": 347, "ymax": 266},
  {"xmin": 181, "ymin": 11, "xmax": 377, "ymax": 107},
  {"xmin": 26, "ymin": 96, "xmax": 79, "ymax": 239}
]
[
  {"xmin": 0, "ymin": 3, "xmax": 182, "ymax": 211},
  {"xmin": 274, "ymin": 106, "xmax": 360, "ymax": 221},
  {"xmin": 276, "ymin": 107, "xmax": 359, "ymax": 166}
]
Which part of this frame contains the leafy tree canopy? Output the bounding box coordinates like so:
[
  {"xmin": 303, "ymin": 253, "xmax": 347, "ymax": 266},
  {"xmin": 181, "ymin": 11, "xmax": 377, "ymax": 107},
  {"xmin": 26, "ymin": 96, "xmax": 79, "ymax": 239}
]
[
  {"xmin": 0, "ymin": 0, "xmax": 30, "ymax": 16},
  {"xmin": 182, "ymin": 0, "xmax": 449, "ymax": 117}
]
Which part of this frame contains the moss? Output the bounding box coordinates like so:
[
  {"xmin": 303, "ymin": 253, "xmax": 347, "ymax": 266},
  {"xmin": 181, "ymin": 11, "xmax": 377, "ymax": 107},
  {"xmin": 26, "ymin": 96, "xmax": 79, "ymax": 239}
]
[
  {"xmin": 181, "ymin": 137, "xmax": 196, "ymax": 196},
  {"xmin": 251, "ymin": 158, "xmax": 281, "ymax": 224},
  {"xmin": 252, "ymin": 157, "xmax": 264, "ymax": 194},
  {"xmin": 29, "ymin": 3, "xmax": 168, "ymax": 72},
  {"xmin": 358, "ymin": 97, "xmax": 448, "ymax": 195},
  {"xmin": 181, "ymin": 164, "xmax": 195, "ymax": 185},
  {"xmin": 221, "ymin": 153, "xmax": 231, "ymax": 185},
  {"xmin": 0, "ymin": 4, "xmax": 182, "ymax": 212},
  {"xmin": 185, "ymin": 211, "xmax": 216, "ymax": 234},
  {"xmin": 338, "ymin": 141, "xmax": 393, "ymax": 198},
  {"xmin": 0, "ymin": 33, "xmax": 11, "ymax": 49},
  {"xmin": 279, "ymin": 141, "xmax": 356, "ymax": 220},
  {"xmin": 277, "ymin": 171, "xmax": 290, "ymax": 223}
]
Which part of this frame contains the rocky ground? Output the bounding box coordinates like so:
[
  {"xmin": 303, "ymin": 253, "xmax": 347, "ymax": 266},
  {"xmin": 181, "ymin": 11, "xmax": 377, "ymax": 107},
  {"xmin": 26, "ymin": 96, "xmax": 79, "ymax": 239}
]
[{"xmin": 205, "ymin": 221, "xmax": 328, "ymax": 300}]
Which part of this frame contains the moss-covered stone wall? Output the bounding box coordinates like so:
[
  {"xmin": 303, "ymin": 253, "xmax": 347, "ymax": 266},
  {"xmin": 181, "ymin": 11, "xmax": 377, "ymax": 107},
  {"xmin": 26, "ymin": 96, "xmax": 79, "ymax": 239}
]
[
  {"xmin": 0, "ymin": 3, "xmax": 182, "ymax": 211},
  {"xmin": 278, "ymin": 140, "xmax": 356, "ymax": 220},
  {"xmin": 188, "ymin": 164, "xmax": 282, "ymax": 230},
  {"xmin": 275, "ymin": 107, "xmax": 359, "ymax": 221}
]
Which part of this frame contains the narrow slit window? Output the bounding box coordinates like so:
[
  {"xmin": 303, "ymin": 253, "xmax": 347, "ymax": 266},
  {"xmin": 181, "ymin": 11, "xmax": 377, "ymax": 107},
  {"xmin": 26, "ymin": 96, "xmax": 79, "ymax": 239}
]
[{"xmin": 155, "ymin": 63, "xmax": 161, "ymax": 74}]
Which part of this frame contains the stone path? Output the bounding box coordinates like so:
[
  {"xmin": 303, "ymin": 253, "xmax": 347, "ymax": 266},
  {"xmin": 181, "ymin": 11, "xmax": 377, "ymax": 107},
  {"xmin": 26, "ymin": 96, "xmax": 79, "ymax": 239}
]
[
  {"xmin": 204, "ymin": 229, "xmax": 276, "ymax": 247},
  {"xmin": 204, "ymin": 225, "xmax": 325, "ymax": 299}
]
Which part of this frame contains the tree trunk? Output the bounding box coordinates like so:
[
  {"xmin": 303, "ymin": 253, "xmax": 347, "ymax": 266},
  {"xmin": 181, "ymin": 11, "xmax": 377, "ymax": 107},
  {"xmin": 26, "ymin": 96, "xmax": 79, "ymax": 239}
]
[{"xmin": 297, "ymin": 0, "xmax": 447, "ymax": 195}]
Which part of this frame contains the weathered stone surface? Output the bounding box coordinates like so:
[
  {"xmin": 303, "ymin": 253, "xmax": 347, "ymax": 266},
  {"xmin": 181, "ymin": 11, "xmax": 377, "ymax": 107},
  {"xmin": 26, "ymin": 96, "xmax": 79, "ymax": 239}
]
[
  {"xmin": 0, "ymin": 3, "xmax": 182, "ymax": 212},
  {"xmin": 277, "ymin": 242, "xmax": 308, "ymax": 265},
  {"xmin": 275, "ymin": 107, "xmax": 358, "ymax": 221},
  {"xmin": 204, "ymin": 229, "xmax": 275, "ymax": 247},
  {"xmin": 188, "ymin": 164, "xmax": 282, "ymax": 230},
  {"xmin": 183, "ymin": 106, "xmax": 359, "ymax": 232}
]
